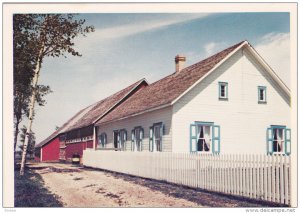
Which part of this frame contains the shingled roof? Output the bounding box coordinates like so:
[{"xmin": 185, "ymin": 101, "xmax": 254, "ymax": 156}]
[
  {"xmin": 36, "ymin": 78, "xmax": 148, "ymax": 147},
  {"xmin": 35, "ymin": 104, "xmax": 94, "ymax": 148},
  {"xmin": 97, "ymin": 41, "xmax": 246, "ymax": 125}
]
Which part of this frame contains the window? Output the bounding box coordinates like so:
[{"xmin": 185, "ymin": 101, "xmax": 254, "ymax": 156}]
[
  {"xmin": 98, "ymin": 133, "xmax": 107, "ymax": 148},
  {"xmin": 149, "ymin": 123, "xmax": 164, "ymax": 152},
  {"xmin": 258, "ymin": 86, "xmax": 267, "ymax": 103},
  {"xmin": 131, "ymin": 127, "xmax": 144, "ymax": 152},
  {"xmin": 197, "ymin": 125, "xmax": 211, "ymax": 152},
  {"xmin": 190, "ymin": 122, "xmax": 220, "ymax": 154},
  {"xmin": 267, "ymin": 126, "xmax": 291, "ymax": 155},
  {"xmin": 219, "ymin": 82, "xmax": 228, "ymax": 100},
  {"xmin": 119, "ymin": 129, "xmax": 127, "ymax": 151}
]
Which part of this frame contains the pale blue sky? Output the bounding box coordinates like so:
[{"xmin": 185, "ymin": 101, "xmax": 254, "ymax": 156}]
[{"xmin": 34, "ymin": 12, "xmax": 290, "ymax": 143}]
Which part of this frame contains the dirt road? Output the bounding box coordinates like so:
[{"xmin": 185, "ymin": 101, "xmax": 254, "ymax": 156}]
[
  {"xmin": 31, "ymin": 163, "xmax": 276, "ymax": 208},
  {"xmin": 32, "ymin": 163, "xmax": 201, "ymax": 207}
]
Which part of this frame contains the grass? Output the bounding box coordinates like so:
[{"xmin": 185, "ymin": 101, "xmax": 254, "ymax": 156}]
[{"xmin": 14, "ymin": 167, "xmax": 63, "ymax": 207}]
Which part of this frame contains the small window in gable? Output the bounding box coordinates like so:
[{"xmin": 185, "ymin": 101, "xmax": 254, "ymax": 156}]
[
  {"xmin": 218, "ymin": 82, "xmax": 228, "ymax": 100},
  {"xmin": 258, "ymin": 86, "xmax": 267, "ymax": 103}
]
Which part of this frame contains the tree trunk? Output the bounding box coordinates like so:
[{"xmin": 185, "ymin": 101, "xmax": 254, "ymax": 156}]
[
  {"xmin": 14, "ymin": 118, "xmax": 20, "ymax": 152},
  {"xmin": 19, "ymin": 43, "xmax": 44, "ymax": 176}
]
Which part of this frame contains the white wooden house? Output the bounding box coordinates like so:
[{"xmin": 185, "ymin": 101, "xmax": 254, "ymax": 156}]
[{"xmin": 94, "ymin": 40, "xmax": 291, "ymax": 155}]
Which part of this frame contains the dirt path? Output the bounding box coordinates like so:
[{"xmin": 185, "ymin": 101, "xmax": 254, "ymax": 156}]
[
  {"xmin": 31, "ymin": 163, "xmax": 278, "ymax": 208},
  {"xmin": 32, "ymin": 163, "xmax": 201, "ymax": 207}
]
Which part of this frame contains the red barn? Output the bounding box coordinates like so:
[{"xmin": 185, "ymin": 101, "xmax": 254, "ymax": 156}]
[{"xmin": 35, "ymin": 79, "xmax": 148, "ymax": 162}]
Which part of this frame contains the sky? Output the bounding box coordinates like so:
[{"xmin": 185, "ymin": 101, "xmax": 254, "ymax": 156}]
[{"xmin": 31, "ymin": 12, "xmax": 290, "ymax": 144}]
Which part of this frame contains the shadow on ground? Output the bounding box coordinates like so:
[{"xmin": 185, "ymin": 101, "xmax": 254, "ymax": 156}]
[{"xmin": 84, "ymin": 167, "xmax": 286, "ymax": 208}]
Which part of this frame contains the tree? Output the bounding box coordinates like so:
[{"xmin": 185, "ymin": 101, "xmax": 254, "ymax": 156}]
[
  {"xmin": 16, "ymin": 14, "xmax": 94, "ymax": 175},
  {"xmin": 18, "ymin": 126, "xmax": 36, "ymax": 159},
  {"xmin": 13, "ymin": 15, "xmax": 52, "ymax": 154}
]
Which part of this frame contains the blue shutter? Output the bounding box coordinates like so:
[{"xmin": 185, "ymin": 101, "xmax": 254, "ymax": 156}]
[
  {"xmin": 285, "ymin": 128, "xmax": 291, "ymax": 155},
  {"xmin": 212, "ymin": 125, "xmax": 220, "ymax": 154},
  {"xmin": 122, "ymin": 130, "xmax": 127, "ymax": 151},
  {"xmin": 267, "ymin": 128, "xmax": 273, "ymax": 155},
  {"xmin": 149, "ymin": 127, "xmax": 153, "ymax": 152},
  {"xmin": 140, "ymin": 128, "xmax": 144, "ymax": 151},
  {"xmin": 131, "ymin": 129, "xmax": 135, "ymax": 151},
  {"xmin": 117, "ymin": 132, "xmax": 120, "ymax": 148},
  {"xmin": 160, "ymin": 124, "xmax": 164, "ymax": 152},
  {"xmin": 190, "ymin": 124, "xmax": 197, "ymax": 153}
]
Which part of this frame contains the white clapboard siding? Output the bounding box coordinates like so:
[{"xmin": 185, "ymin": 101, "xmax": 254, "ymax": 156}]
[
  {"xmin": 83, "ymin": 150, "xmax": 291, "ymax": 205},
  {"xmin": 172, "ymin": 48, "xmax": 290, "ymax": 154},
  {"xmin": 97, "ymin": 106, "xmax": 172, "ymax": 152}
]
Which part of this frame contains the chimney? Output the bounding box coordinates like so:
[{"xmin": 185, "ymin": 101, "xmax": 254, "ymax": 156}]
[{"xmin": 175, "ymin": 55, "xmax": 186, "ymax": 73}]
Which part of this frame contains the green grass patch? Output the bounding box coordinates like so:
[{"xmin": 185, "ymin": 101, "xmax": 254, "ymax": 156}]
[{"xmin": 14, "ymin": 168, "xmax": 63, "ymax": 207}]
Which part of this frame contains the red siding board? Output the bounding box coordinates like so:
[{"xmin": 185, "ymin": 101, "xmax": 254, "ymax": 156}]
[
  {"xmin": 65, "ymin": 140, "xmax": 93, "ymax": 160},
  {"xmin": 41, "ymin": 137, "xmax": 60, "ymax": 161}
]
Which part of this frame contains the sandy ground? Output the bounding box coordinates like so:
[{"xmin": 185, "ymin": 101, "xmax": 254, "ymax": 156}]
[
  {"xmin": 32, "ymin": 163, "xmax": 201, "ymax": 207},
  {"xmin": 31, "ymin": 163, "xmax": 277, "ymax": 208}
]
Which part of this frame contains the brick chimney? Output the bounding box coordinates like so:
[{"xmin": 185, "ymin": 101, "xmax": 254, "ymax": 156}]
[{"xmin": 175, "ymin": 55, "xmax": 186, "ymax": 73}]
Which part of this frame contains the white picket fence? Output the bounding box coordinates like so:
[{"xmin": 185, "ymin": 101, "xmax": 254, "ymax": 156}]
[{"xmin": 83, "ymin": 150, "xmax": 291, "ymax": 205}]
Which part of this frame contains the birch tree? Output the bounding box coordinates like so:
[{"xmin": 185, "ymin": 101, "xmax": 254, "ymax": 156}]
[
  {"xmin": 18, "ymin": 14, "xmax": 94, "ymax": 175},
  {"xmin": 13, "ymin": 15, "xmax": 52, "ymax": 154}
]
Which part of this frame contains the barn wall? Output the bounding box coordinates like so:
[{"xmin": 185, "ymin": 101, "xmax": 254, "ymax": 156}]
[
  {"xmin": 97, "ymin": 106, "xmax": 172, "ymax": 152},
  {"xmin": 65, "ymin": 140, "xmax": 93, "ymax": 160},
  {"xmin": 41, "ymin": 137, "xmax": 60, "ymax": 161},
  {"xmin": 172, "ymin": 48, "xmax": 291, "ymax": 154}
]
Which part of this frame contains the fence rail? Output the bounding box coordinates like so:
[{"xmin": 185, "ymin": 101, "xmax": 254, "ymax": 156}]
[{"xmin": 83, "ymin": 150, "xmax": 291, "ymax": 205}]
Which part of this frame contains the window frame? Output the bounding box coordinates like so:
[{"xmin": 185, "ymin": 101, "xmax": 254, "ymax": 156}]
[
  {"xmin": 218, "ymin": 82, "xmax": 228, "ymax": 100},
  {"xmin": 258, "ymin": 86, "xmax": 267, "ymax": 103},
  {"xmin": 98, "ymin": 132, "xmax": 107, "ymax": 148},
  {"xmin": 131, "ymin": 126, "xmax": 144, "ymax": 152},
  {"xmin": 190, "ymin": 121, "xmax": 220, "ymax": 154},
  {"xmin": 118, "ymin": 129, "xmax": 127, "ymax": 151},
  {"xmin": 267, "ymin": 125, "xmax": 291, "ymax": 155},
  {"xmin": 149, "ymin": 122, "xmax": 164, "ymax": 152}
]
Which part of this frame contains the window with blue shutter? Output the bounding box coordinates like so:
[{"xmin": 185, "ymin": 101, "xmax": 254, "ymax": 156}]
[
  {"xmin": 150, "ymin": 122, "xmax": 163, "ymax": 152},
  {"xmin": 149, "ymin": 127, "xmax": 153, "ymax": 152},
  {"xmin": 267, "ymin": 126, "xmax": 290, "ymax": 155},
  {"xmin": 119, "ymin": 129, "xmax": 127, "ymax": 151},
  {"xmin": 98, "ymin": 133, "xmax": 107, "ymax": 148},
  {"xmin": 190, "ymin": 122, "xmax": 220, "ymax": 154},
  {"xmin": 132, "ymin": 126, "xmax": 144, "ymax": 152}
]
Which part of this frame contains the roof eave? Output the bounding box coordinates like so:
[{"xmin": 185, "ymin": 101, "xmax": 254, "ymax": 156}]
[
  {"xmin": 95, "ymin": 103, "xmax": 171, "ymax": 126},
  {"xmin": 91, "ymin": 78, "xmax": 148, "ymax": 124}
]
